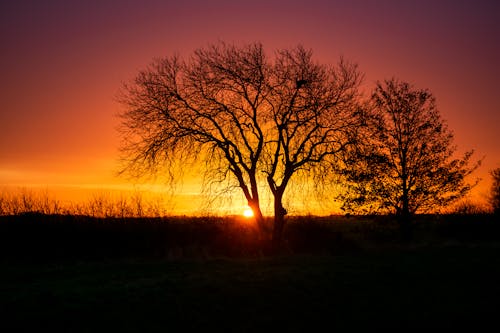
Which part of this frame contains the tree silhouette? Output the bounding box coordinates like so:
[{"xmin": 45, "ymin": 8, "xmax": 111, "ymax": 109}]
[
  {"xmin": 118, "ymin": 42, "xmax": 362, "ymax": 243},
  {"xmin": 490, "ymin": 168, "xmax": 500, "ymax": 215},
  {"xmin": 341, "ymin": 79, "xmax": 479, "ymax": 223}
]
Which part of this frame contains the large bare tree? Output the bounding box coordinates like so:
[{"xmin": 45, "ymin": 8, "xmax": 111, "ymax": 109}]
[
  {"xmin": 118, "ymin": 42, "xmax": 362, "ymax": 242},
  {"xmin": 341, "ymin": 79, "xmax": 479, "ymax": 222}
]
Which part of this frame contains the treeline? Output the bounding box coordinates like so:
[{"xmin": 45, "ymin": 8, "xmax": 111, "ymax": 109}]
[
  {"xmin": 0, "ymin": 189, "xmax": 169, "ymax": 218},
  {"xmin": 0, "ymin": 187, "xmax": 493, "ymax": 218}
]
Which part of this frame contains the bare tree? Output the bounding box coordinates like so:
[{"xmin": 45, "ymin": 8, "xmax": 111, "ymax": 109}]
[
  {"xmin": 341, "ymin": 79, "xmax": 480, "ymax": 223},
  {"xmin": 118, "ymin": 42, "xmax": 362, "ymax": 243}
]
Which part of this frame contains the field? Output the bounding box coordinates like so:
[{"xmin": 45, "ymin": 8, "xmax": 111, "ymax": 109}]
[{"xmin": 1, "ymin": 214, "xmax": 499, "ymax": 331}]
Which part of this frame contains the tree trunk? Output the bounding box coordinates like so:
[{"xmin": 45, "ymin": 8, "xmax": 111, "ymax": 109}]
[
  {"xmin": 402, "ymin": 188, "xmax": 409, "ymax": 218},
  {"xmin": 401, "ymin": 159, "xmax": 410, "ymax": 218},
  {"xmin": 400, "ymin": 168, "xmax": 412, "ymax": 241},
  {"xmin": 272, "ymin": 194, "xmax": 287, "ymax": 246},
  {"xmin": 248, "ymin": 199, "xmax": 266, "ymax": 235}
]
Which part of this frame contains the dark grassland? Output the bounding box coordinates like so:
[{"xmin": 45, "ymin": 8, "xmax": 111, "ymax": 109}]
[{"xmin": 1, "ymin": 214, "xmax": 499, "ymax": 331}]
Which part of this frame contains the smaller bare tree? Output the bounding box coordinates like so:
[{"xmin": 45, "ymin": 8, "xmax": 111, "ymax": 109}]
[{"xmin": 341, "ymin": 79, "xmax": 480, "ymax": 225}]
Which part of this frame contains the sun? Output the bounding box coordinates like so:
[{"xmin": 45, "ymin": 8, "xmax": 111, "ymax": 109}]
[{"xmin": 242, "ymin": 207, "xmax": 254, "ymax": 218}]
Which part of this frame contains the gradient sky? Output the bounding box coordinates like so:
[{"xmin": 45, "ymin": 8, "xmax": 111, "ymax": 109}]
[{"xmin": 1, "ymin": 0, "xmax": 499, "ymax": 211}]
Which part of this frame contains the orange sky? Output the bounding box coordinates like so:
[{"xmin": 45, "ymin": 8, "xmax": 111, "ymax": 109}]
[{"xmin": 1, "ymin": 0, "xmax": 499, "ymax": 213}]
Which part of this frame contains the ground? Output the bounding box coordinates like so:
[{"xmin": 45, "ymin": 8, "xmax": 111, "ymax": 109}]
[{"xmin": 1, "ymin": 214, "xmax": 499, "ymax": 331}]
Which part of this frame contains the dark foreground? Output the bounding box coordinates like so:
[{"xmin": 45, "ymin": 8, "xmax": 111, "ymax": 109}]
[{"xmin": 1, "ymin": 214, "xmax": 499, "ymax": 331}]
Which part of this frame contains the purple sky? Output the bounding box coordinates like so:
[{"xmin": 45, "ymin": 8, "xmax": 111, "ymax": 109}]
[{"xmin": 1, "ymin": 0, "xmax": 499, "ymax": 205}]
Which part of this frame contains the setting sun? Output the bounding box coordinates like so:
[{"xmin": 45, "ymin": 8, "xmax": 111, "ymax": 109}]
[{"xmin": 243, "ymin": 207, "xmax": 254, "ymax": 218}]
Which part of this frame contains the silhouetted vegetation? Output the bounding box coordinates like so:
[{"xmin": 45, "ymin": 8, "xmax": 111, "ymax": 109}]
[
  {"xmin": 1, "ymin": 212, "xmax": 498, "ymax": 263},
  {"xmin": 452, "ymin": 199, "xmax": 490, "ymax": 215},
  {"xmin": 118, "ymin": 42, "xmax": 364, "ymax": 243},
  {"xmin": 491, "ymin": 167, "xmax": 500, "ymax": 215},
  {"xmin": 117, "ymin": 43, "xmax": 485, "ymax": 247},
  {"xmin": 1, "ymin": 188, "xmax": 497, "ymax": 262},
  {"xmin": 340, "ymin": 79, "xmax": 480, "ymax": 239},
  {"xmin": 0, "ymin": 188, "xmax": 169, "ymax": 217}
]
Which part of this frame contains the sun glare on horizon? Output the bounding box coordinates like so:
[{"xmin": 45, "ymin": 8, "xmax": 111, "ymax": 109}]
[{"xmin": 243, "ymin": 207, "xmax": 254, "ymax": 218}]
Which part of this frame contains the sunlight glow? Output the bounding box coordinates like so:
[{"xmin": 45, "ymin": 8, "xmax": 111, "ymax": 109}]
[{"xmin": 243, "ymin": 207, "xmax": 254, "ymax": 218}]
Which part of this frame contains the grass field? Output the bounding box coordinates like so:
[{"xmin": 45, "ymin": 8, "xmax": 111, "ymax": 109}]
[{"xmin": 1, "ymin": 214, "xmax": 499, "ymax": 331}]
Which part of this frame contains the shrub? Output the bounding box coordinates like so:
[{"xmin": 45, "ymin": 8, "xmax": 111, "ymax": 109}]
[{"xmin": 491, "ymin": 168, "xmax": 500, "ymax": 215}]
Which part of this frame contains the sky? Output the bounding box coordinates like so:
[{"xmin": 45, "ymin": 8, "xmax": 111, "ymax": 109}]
[{"xmin": 1, "ymin": 0, "xmax": 499, "ymax": 213}]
